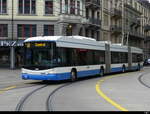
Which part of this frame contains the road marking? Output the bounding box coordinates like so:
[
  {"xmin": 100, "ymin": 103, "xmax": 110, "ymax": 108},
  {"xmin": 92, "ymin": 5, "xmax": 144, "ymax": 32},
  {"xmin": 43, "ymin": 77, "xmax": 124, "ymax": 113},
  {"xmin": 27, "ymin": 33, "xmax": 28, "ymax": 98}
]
[
  {"xmin": 0, "ymin": 86, "xmax": 16, "ymax": 94},
  {"xmin": 96, "ymin": 73, "xmax": 129, "ymax": 111},
  {"xmin": 0, "ymin": 80, "xmax": 40, "ymax": 94}
]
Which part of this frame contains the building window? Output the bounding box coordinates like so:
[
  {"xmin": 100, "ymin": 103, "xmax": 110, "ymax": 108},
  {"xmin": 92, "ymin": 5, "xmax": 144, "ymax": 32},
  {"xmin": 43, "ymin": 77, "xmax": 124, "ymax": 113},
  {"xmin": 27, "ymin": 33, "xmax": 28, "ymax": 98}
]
[
  {"xmin": 70, "ymin": 0, "xmax": 75, "ymax": 14},
  {"xmin": 18, "ymin": 24, "xmax": 36, "ymax": 38},
  {"xmin": 103, "ymin": 14, "xmax": 109, "ymax": 26},
  {"xmin": 77, "ymin": 1, "xmax": 80, "ymax": 15},
  {"xmin": 45, "ymin": 0, "xmax": 53, "ymax": 14},
  {"xmin": 64, "ymin": 0, "xmax": 68, "ymax": 14},
  {"xmin": 0, "ymin": 24, "xmax": 8, "ymax": 37},
  {"xmin": 60, "ymin": 0, "xmax": 62, "ymax": 13},
  {"xmin": 60, "ymin": 0, "xmax": 70, "ymax": 14},
  {"xmin": 104, "ymin": 0, "xmax": 109, "ymax": 9},
  {"xmin": 86, "ymin": 8, "xmax": 89, "ymax": 19},
  {"xmin": 19, "ymin": 0, "xmax": 36, "ymax": 14},
  {"xmin": 0, "ymin": 0, "xmax": 7, "ymax": 14},
  {"xmin": 60, "ymin": 0, "xmax": 83, "ymax": 15},
  {"xmin": 44, "ymin": 25, "xmax": 54, "ymax": 36}
]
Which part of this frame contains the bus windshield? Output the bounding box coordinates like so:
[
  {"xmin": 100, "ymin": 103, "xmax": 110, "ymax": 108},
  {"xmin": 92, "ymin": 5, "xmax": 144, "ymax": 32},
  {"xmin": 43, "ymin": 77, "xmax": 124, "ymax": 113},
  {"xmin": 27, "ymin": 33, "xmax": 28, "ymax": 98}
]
[{"xmin": 23, "ymin": 42, "xmax": 59, "ymax": 70}]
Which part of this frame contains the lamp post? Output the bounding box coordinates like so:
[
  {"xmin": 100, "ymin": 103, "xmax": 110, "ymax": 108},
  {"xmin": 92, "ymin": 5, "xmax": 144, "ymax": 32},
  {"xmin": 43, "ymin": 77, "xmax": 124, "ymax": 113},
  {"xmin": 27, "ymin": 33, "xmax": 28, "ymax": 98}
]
[{"xmin": 67, "ymin": 24, "xmax": 72, "ymax": 36}]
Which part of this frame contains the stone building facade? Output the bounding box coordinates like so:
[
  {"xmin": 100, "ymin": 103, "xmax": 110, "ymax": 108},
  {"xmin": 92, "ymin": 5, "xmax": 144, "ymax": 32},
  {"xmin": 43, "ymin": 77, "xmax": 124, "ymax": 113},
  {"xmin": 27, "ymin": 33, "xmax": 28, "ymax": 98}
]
[{"xmin": 0, "ymin": 0, "xmax": 149, "ymax": 69}]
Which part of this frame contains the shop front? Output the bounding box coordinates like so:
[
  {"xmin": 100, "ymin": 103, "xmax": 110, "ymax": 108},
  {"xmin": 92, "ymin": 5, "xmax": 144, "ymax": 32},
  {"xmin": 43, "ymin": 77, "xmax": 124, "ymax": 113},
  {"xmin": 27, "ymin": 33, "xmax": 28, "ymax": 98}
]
[
  {"xmin": 0, "ymin": 47, "xmax": 10, "ymax": 68},
  {"xmin": 0, "ymin": 40, "xmax": 24, "ymax": 69}
]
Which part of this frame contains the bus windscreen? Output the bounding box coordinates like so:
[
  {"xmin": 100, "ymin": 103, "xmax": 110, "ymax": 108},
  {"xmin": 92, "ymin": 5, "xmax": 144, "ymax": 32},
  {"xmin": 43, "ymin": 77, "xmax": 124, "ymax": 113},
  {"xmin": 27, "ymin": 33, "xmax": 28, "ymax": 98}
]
[{"xmin": 23, "ymin": 42, "xmax": 59, "ymax": 70}]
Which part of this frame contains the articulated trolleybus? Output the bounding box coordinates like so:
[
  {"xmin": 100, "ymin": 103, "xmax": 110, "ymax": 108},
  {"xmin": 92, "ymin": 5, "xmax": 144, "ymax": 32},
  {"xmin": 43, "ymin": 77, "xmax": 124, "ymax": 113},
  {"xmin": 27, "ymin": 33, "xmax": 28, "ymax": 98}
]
[{"xmin": 22, "ymin": 36, "xmax": 143, "ymax": 81}]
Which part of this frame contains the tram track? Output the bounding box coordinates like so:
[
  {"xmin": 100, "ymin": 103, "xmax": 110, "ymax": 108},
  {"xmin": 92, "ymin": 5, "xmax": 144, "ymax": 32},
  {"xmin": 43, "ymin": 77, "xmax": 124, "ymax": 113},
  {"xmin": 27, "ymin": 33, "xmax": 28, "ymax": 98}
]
[
  {"xmin": 138, "ymin": 72, "xmax": 150, "ymax": 89},
  {"xmin": 46, "ymin": 83, "xmax": 72, "ymax": 111},
  {"xmin": 15, "ymin": 72, "xmax": 148, "ymax": 111},
  {"xmin": 15, "ymin": 85, "xmax": 48, "ymax": 111},
  {"xmin": 12, "ymin": 69, "xmax": 150, "ymax": 111},
  {"xmin": 15, "ymin": 82, "xmax": 73, "ymax": 111}
]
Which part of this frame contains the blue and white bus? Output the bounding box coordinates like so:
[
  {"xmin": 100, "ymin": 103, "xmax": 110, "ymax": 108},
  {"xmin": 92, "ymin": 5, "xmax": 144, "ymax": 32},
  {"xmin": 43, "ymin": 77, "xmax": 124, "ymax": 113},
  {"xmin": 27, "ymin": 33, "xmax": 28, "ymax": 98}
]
[{"xmin": 21, "ymin": 36, "xmax": 143, "ymax": 81}]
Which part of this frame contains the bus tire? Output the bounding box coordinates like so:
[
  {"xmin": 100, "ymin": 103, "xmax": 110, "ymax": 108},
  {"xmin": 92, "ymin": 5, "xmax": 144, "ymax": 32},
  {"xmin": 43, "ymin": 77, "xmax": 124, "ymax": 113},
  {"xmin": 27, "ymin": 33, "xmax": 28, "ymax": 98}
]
[{"xmin": 70, "ymin": 69, "xmax": 77, "ymax": 82}]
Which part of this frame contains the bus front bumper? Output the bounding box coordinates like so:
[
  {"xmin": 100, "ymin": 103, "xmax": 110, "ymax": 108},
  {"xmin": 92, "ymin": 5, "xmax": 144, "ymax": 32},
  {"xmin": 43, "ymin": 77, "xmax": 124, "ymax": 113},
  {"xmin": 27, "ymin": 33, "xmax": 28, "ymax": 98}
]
[{"xmin": 21, "ymin": 73, "xmax": 70, "ymax": 81}]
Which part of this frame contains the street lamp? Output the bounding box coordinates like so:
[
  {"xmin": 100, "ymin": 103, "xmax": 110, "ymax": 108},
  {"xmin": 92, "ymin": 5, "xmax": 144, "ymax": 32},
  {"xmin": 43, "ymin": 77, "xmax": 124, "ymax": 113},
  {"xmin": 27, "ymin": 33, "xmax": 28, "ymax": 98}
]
[
  {"xmin": 68, "ymin": 24, "xmax": 72, "ymax": 29},
  {"xmin": 67, "ymin": 24, "xmax": 72, "ymax": 36}
]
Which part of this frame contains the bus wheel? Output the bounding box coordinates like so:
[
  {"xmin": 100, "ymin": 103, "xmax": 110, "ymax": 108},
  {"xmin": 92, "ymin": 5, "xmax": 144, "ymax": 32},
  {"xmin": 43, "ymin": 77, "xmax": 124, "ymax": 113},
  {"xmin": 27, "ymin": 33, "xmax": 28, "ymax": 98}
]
[
  {"xmin": 70, "ymin": 70, "xmax": 77, "ymax": 82},
  {"xmin": 100, "ymin": 69, "xmax": 104, "ymax": 77}
]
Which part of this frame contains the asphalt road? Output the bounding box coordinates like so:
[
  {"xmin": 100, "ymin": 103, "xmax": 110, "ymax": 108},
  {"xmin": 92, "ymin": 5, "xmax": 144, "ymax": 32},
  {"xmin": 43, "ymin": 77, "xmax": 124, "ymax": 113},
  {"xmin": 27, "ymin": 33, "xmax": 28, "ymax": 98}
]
[{"xmin": 0, "ymin": 67, "xmax": 150, "ymax": 111}]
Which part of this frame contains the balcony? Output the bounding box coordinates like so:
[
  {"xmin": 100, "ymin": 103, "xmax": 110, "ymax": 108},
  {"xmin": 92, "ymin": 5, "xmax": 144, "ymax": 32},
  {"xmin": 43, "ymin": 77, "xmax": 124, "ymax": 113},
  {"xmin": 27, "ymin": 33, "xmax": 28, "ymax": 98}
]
[
  {"xmin": 129, "ymin": 31, "xmax": 145, "ymax": 40},
  {"xmin": 88, "ymin": 18, "xmax": 101, "ymax": 26},
  {"xmin": 144, "ymin": 25, "xmax": 150, "ymax": 32},
  {"xmin": 85, "ymin": 0, "xmax": 100, "ymax": 10},
  {"xmin": 145, "ymin": 36, "xmax": 150, "ymax": 41},
  {"xmin": 124, "ymin": 3, "xmax": 141, "ymax": 14},
  {"xmin": 130, "ymin": 18, "xmax": 141, "ymax": 28},
  {"xmin": 58, "ymin": 14, "xmax": 84, "ymax": 24},
  {"xmin": 110, "ymin": 25, "xmax": 122, "ymax": 35},
  {"xmin": 87, "ymin": 18, "xmax": 101, "ymax": 29},
  {"xmin": 84, "ymin": 18, "xmax": 101, "ymax": 30},
  {"xmin": 110, "ymin": 8, "xmax": 122, "ymax": 19}
]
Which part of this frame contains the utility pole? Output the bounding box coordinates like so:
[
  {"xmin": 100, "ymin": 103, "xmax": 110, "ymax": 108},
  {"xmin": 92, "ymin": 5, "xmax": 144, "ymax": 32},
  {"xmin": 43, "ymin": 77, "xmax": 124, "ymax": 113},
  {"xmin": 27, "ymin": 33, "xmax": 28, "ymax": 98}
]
[
  {"xmin": 10, "ymin": 0, "xmax": 15, "ymax": 69},
  {"xmin": 11, "ymin": 0, "xmax": 14, "ymax": 41},
  {"xmin": 137, "ymin": 16, "xmax": 150, "ymax": 59},
  {"xmin": 126, "ymin": 32, "xmax": 130, "ymax": 46},
  {"xmin": 121, "ymin": 0, "xmax": 124, "ymax": 46}
]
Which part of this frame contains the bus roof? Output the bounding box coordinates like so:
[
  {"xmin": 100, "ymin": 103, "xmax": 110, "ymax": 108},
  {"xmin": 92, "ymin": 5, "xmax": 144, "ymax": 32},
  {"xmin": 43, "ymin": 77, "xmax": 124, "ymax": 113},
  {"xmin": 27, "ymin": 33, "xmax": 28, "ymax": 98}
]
[
  {"xmin": 24, "ymin": 36, "xmax": 96, "ymax": 42},
  {"xmin": 131, "ymin": 47, "xmax": 143, "ymax": 54},
  {"xmin": 110, "ymin": 44, "xmax": 128, "ymax": 52},
  {"xmin": 24, "ymin": 36, "xmax": 142, "ymax": 53},
  {"xmin": 24, "ymin": 36, "xmax": 106, "ymax": 51}
]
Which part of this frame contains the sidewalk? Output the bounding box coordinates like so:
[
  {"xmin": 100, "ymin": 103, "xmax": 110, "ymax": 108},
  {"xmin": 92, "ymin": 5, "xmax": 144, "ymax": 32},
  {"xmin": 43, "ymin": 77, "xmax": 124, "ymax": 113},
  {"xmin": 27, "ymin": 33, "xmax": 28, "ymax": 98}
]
[{"xmin": 0, "ymin": 69, "xmax": 37, "ymax": 87}]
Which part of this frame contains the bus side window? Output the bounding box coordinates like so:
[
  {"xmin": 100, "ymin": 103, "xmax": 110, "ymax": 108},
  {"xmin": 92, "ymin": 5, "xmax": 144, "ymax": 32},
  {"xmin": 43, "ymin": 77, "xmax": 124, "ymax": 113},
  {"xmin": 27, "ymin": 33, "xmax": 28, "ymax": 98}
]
[
  {"xmin": 99, "ymin": 51, "xmax": 105, "ymax": 64},
  {"xmin": 132, "ymin": 53, "xmax": 137, "ymax": 63},
  {"xmin": 76, "ymin": 49, "xmax": 87, "ymax": 66},
  {"xmin": 137, "ymin": 54, "xmax": 143, "ymax": 62},
  {"xmin": 111, "ymin": 52, "xmax": 119, "ymax": 64},
  {"xmin": 71, "ymin": 49, "xmax": 78, "ymax": 66},
  {"xmin": 93, "ymin": 51, "xmax": 99, "ymax": 65},
  {"xmin": 66, "ymin": 48, "xmax": 75, "ymax": 66},
  {"xmin": 57, "ymin": 48, "xmax": 67, "ymax": 66},
  {"xmin": 87, "ymin": 50, "xmax": 94, "ymax": 65}
]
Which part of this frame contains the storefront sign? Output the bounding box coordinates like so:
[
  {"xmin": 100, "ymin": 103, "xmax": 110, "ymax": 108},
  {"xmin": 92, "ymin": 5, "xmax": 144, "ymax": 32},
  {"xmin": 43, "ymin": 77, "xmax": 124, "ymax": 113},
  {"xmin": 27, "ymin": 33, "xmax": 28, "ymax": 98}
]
[{"xmin": 0, "ymin": 40, "xmax": 24, "ymax": 47}]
